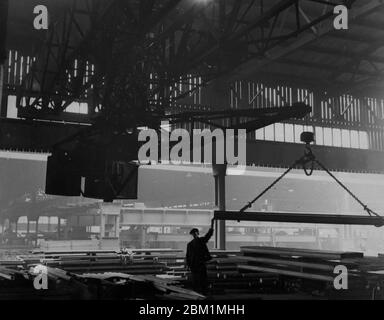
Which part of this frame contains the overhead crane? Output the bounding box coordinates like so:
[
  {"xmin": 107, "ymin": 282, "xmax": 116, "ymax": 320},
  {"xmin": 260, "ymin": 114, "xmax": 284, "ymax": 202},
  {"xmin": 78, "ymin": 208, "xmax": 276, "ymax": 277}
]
[{"xmin": 213, "ymin": 132, "xmax": 384, "ymax": 231}]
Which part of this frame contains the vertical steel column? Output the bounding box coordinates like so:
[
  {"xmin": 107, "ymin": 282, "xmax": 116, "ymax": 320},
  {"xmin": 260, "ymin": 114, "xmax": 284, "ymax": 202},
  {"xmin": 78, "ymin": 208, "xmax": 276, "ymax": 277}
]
[
  {"xmin": 315, "ymin": 225, "xmax": 321, "ymax": 249},
  {"xmin": 0, "ymin": 64, "xmax": 4, "ymax": 116},
  {"xmin": 100, "ymin": 212, "xmax": 106, "ymax": 238},
  {"xmin": 141, "ymin": 226, "xmax": 147, "ymax": 248},
  {"xmin": 0, "ymin": 219, "xmax": 3, "ymax": 243},
  {"xmin": 213, "ymin": 164, "xmax": 226, "ymax": 250},
  {"xmin": 57, "ymin": 217, "xmax": 61, "ymax": 239},
  {"xmin": 0, "ymin": 0, "xmax": 8, "ymax": 116},
  {"xmin": 115, "ymin": 215, "xmax": 120, "ymax": 239},
  {"xmin": 35, "ymin": 217, "xmax": 39, "ymax": 247},
  {"xmin": 27, "ymin": 217, "xmax": 30, "ymax": 236}
]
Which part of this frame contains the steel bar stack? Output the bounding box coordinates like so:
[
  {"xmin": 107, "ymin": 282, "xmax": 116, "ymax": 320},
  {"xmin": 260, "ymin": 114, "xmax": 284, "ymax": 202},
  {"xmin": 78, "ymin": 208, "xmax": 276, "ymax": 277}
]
[
  {"xmin": 19, "ymin": 249, "xmax": 185, "ymax": 275},
  {"xmin": 4, "ymin": 247, "xmax": 384, "ymax": 299},
  {"xmin": 0, "ymin": 254, "xmax": 204, "ymax": 300},
  {"xmin": 237, "ymin": 246, "xmax": 384, "ymax": 299},
  {"xmin": 184, "ymin": 250, "xmax": 280, "ymax": 297}
]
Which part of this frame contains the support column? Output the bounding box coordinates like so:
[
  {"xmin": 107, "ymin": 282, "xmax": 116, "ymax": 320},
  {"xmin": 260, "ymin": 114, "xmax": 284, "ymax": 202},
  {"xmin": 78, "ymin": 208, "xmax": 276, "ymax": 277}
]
[
  {"xmin": 35, "ymin": 217, "xmax": 39, "ymax": 247},
  {"xmin": 0, "ymin": 0, "xmax": 8, "ymax": 117},
  {"xmin": 99, "ymin": 203, "xmax": 121, "ymax": 239},
  {"xmin": 315, "ymin": 225, "xmax": 321, "ymax": 250},
  {"xmin": 141, "ymin": 226, "xmax": 147, "ymax": 248},
  {"xmin": 26, "ymin": 216, "xmax": 30, "ymax": 244},
  {"xmin": 115, "ymin": 215, "xmax": 120, "ymax": 239},
  {"xmin": 100, "ymin": 211, "xmax": 106, "ymax": 238},
  {"xmin": 271, "ymin": 227, "xmax": 276, "ymax": 247},
  {"xmin": 213, "ymin": 164, "xmax": 227, "ymax": 250},
  {"xmin": 57, "ymin": 217, "xmax": 61, "ymax": 239},
  {"xmin": 0, "ymin": 219, "xmax": 4, "ymax": 244},
  {"xmin": 0, "ymin": 64, "xmax": 4, "ymax": 116}
]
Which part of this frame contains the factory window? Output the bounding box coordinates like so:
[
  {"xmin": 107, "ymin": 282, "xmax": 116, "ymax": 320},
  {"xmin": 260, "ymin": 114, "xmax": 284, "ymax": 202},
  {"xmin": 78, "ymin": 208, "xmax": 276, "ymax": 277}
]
[
  {"xmin": 294, "ymin": 125, "xmax": 304, "ymax": 143},
  {"xmin": 303, "ymin": 125, "xmax": 314, "ymax": 133},
  {"xmin": 323, "ymin": 127, "xmax": 333, "ymax": 146},
  {"xmin": 332, "ymin": 128, "xmax": 342, "ymax": 147},
  {"xmin": 6, "ymin": 94, "xmax": 89, "ymax": 117},
  {"xmin": 6, "ymin": 95, "xmax": 18, "ymax": 119},
  {"xmin": 312, "ymin": 127, "xmax": 369, "ymax": 150},
  {"xmin": 65, "ymin": 102, "xmax": 88, "ymax": 114},
  {"xmin": 275, "ymin": 123, "xmax": 285, "ymax": 142},
  {"xmin": 359, "ymin": 131, "xmax": 369, "ymax": 149},
  {"xmin": 315, "ymin": 127, "xmax": 323, "ymax": 145},
  {"xmin": 255, "ymin": 128, "xmax": 264, "ymax": 140},
  {"xmin": 350, "ymin": 130, "xmax": 360, "ymax": 148},
  {"xmin": 264, "ymin": 124, "xmax": 274, "ymax": 141},
  {"xmin": 341, "ymin": 129, "xmax": 351, "ymax": 148},
  {"xmin": 284, "ymin": 123, "xmax": 294, "ymax": 142}
]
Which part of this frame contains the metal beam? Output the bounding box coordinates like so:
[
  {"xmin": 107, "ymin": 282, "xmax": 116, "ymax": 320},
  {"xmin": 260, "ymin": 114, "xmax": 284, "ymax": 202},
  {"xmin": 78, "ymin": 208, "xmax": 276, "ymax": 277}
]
[
  {"xmin": 279, "ymin": 58, "xmax": 379, "ymax": 77},
  {"xmin": 0, "ymin": 0, "xmax": 8, "ymax": 117},
  {"xmin": 0, "ymin": 118, "xmax": 87, "ymax": 152},
  {"xmin": 214, "ymin": 211, "xmax": 384, "ymax": 226},
  {"xmin": 327, "ymin": 31, "xmax": 377, "ymax": 44},
  {"xmin": 354, "ymin": 18, "xmax": 384, "ymax": 30},
  {"xmin": 213, "ymin": 164, "xmax": 226, "ymax": 250},
  {"xmin": 246, "ymin": 139, "xmax": 384, "ymax": 173},
  {"xmin": 0, "ymin": 0, "xmax": 8, "ymax": 64},
  {"xmin": 301, "ymin": 45, "xmax": 384, "ymax": 65},
  {"xmin": 2, "ymin": 118, "xmax": 384, "ymax": 173},
  {"xmin": 229, "ymin": 0, "xmax": 384, "ymax": 81}
]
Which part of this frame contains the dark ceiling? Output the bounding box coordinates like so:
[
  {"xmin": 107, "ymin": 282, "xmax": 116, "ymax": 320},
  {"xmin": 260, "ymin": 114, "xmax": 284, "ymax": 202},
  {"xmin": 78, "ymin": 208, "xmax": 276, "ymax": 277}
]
[{"xmin": 6, "ymin": 0, "xmax": 384, "ymax": 96}]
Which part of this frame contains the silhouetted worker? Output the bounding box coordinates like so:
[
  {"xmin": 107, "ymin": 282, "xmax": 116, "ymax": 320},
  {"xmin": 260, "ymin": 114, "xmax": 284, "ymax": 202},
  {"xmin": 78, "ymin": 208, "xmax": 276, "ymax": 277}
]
[{"xmin": 186, "ymin": 223, "xmax": 214, "ymax": 295}]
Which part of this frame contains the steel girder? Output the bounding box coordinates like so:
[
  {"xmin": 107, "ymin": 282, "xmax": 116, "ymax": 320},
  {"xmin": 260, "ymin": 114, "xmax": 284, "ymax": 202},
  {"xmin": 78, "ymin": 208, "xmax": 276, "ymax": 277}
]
[
  {"xmin": 0, "ymin": 0, "xmax": 8, "ymax": 64},
  {"xmin": 214, "ymin": 211, "xmax": 384, "ymax": 226},
  {"xmin": 2, "ymin": 117, "xmax": 384, "ymax": 174},
  {"xmin": 230, "ymin": 0, "xmax": 384, "ymax": 88},
  {"xmin": 15, "ymin": 0, "xmax": 358, "ymax": 125}
]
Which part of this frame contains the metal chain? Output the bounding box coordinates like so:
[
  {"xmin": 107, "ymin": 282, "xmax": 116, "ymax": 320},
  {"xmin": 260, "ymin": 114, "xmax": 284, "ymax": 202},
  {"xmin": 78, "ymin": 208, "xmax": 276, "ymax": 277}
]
[
  {"xmin": 240, "ymin": 145, "xmax": 383, "ymax": 220},
  {"xmin": 314, "ymin": 159, "xmax": 382, "ymax": 218},
  {"xmin": 239, "ymin": 156, "xmax": 307, "ymax": 212}
]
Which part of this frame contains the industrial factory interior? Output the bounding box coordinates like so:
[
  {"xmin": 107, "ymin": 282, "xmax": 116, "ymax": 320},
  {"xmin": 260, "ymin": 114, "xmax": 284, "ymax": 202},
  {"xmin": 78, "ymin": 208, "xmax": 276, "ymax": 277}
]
[{"xmin": 2, "ymin": 0, "xmax": 384, "ymax": 308}]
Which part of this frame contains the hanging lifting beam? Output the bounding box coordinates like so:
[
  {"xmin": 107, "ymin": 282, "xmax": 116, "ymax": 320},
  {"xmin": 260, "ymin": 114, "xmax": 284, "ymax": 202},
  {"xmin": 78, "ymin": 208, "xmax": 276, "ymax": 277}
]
[{"xmin": 214, "ymin": 211, "xmax": 384, "ymax": 227}]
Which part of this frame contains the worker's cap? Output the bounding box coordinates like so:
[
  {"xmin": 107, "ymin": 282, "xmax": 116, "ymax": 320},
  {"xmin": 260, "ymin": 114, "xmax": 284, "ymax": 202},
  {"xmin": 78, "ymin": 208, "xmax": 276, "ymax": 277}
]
[{"xmin": 189, "ymin": 228, "xmax": 199, "ymax": 235}]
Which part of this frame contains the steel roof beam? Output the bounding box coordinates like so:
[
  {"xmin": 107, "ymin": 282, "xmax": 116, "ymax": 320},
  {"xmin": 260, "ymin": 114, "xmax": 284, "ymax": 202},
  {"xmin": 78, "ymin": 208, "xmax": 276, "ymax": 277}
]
[
  {"xmin": 228, "ymin": 0, "xmax": 384, "ymax": 81},
  {"xmin": 300, "ymin": 45, "xmax": 384, "ymax": 65}
]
